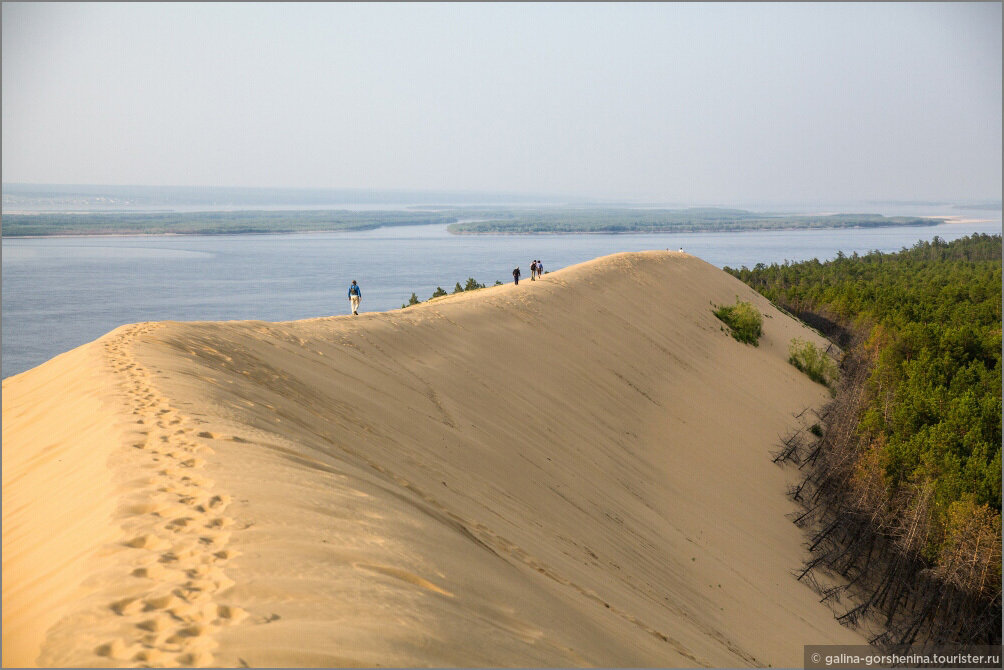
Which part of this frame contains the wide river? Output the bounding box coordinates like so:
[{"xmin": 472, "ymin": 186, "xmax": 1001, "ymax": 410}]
[{"xmin": 2, "ymin": 221, "xmax": 1000, "ymax": 378}]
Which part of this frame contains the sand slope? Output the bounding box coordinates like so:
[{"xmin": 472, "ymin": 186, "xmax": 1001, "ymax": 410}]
[{"xmin": 3, "ymin": 251, "xmax": 867, "ymax": 667}]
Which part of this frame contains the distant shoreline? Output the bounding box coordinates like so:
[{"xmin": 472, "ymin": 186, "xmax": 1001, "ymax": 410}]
[
  {"xmin": 0, "ymin": 207, "xmax": 965, "ymax": 238},
  {"xmin": 2, "ymin": 219, "xmax": 960, "ymax": 239}
]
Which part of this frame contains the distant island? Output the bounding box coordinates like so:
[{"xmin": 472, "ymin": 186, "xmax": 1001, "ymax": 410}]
[
  {"xmin": 1, "ymin": 207, "xmax": 941, "ymax": 237},
  {"xmin": 444, "ymin": 207, "xmax": 941, "ymax": 234}
]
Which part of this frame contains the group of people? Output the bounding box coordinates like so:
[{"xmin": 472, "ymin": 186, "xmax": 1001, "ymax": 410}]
[
  {"xmin": 348, "ymin": 258, "xmax": 547, "ymax": 314},
  {"xmin": 512, "ymin": 259, "xmax": 544, "ymax": 285}
]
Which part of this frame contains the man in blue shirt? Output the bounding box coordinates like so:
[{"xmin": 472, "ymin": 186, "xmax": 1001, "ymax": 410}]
[{"xmin": 348, "ymin": 280, "xmax": 362, "ymax": 315}]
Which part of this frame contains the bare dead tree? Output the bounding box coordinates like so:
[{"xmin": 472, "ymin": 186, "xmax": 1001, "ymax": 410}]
[{"xmin": 772, "ymin": 429, "xmax": 804, "ymax": 464}]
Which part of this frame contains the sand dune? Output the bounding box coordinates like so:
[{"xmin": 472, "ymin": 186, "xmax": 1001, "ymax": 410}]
[{"xmin": 3, "ymin": 251, "xmax": 867, "ymax": 667}]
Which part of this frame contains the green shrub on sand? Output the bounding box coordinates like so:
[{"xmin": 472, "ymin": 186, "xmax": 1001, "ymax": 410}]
[
  {"xmin": 713, "ymin": 300, "xmax": 763, "ymax": 346},
  {"xmin": 788, "ymin": 338, "xmax": 839, "ymax": 388}
]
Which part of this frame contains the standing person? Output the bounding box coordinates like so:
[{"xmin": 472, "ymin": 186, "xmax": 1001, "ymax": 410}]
[
  {"xmin": 537, "ymin": 259, "xmax": 543, "ymax": 276},
  {"xmin": 348, "ymin": 280, "xmax": 362, "ymax": 315},
  {"xmin": 530, "ymin": 260, "xmax": 538, "ymax": 280},
  {"xmin": 512, "ymin": 267, "xmax": 521, "ymax": 285}
]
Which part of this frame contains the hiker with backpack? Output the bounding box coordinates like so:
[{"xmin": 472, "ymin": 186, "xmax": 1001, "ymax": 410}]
[
  {"xmin": 348, "ymin": 280, "xmax": 362, "ymax": 315},
  {"xmin": 513, "ymin": 267, "xmax": 521, "ymax": 285}
]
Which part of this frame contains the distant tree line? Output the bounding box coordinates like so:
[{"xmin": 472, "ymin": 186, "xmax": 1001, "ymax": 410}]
[
  {"xmin": 730, "ymin": 234, "xmax": 1002, "ymax": 647},
  {"xmin": 447, "ymin": 208, "xmax": 938, "ymax": 234}
]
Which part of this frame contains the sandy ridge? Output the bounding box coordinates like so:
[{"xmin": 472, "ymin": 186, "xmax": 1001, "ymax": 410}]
[{"xmin": 6, "ymin": 251, "xmax": 871, "ymax": 667}]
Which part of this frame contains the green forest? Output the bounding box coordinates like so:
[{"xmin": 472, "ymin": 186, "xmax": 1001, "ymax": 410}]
[{"xmin": 728, "ymin": 234, "xmax": 1001, "ymax": 620}]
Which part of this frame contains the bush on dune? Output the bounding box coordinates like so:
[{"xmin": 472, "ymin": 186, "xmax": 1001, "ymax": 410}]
[
  {"xmin": 789, "ymin": 338, "xmax": 839, "ymax": 389},
  {"xmin": 713, "ymin": 299, "xmax": 763, "ymax": 346}
]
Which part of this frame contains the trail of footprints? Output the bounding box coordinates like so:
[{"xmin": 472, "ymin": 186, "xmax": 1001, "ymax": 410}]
[{"xmin": 99, "ymin": 324, "xmax": 248, "ymax": 667}]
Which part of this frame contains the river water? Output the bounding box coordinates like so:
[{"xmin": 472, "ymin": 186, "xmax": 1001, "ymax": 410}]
[{"xmin": 2, "ymin": 221, "xmax": 1000, "ymax": 378}]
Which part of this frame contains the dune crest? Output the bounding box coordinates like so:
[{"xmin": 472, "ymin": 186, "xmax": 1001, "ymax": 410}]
[{"xmin": 4, "ymin": 251, "xmax": 867, "ymax": 667}]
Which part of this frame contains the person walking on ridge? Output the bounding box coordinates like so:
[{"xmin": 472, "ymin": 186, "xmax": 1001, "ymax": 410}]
[
  {"xmin": 348, "ymin": 280, "xmax": 362, "ymax": 315},
  {"xmin": 513, "ymin": 267, "xmax": 521, "ymax": 285},
  {"xmin": 537, "ymin": 259, "xmax": 543, "ymax": 276},
  {"xmin": 530, "ymin": 260, "xmax": 538, "ymax": 280}
]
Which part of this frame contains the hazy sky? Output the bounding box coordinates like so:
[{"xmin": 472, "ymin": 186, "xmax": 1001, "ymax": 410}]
[{"xmin": 3, "ymin": 2, "xmax": 1001, "ymax": 203}]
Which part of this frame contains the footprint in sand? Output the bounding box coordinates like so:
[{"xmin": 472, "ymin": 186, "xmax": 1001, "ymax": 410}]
[
  {"xmin": 214, "ymin": 604, "xmax": 248, "ymax": 625},
  {"xmin": 197, "ymin": 531, "xmax": 231, "ymax": 547},
  {"xmin": 177, "ymin": 493, "xmax": 211, "ymax": 508},
  {"xmin": 205, "ymin": 517, "xmax": 233, "ymax": 529},
  {"xmin": 166, "ymin": 624, "xmax": 208, "ymax": 643},
  {"xmin": 169, "ymin": 600, "xmax": 218, "ymax": 622},
  {"xmin": 177, "ymin": 650, "xmax": 214, "ymax": 667},
  {"xmin": 134, "ymin": 647, "xmax": 172, "ymax": 664},
  {"xmin": 207, "ymin": 494, "xmax": 231, "ymax": 509},
  {"xmin": 94, "ymin": 638, "xmax": 135, "ymax": 660},
  {"xmin": 136, "ymin": 614, "xmax": 173, "ymax": 633},
  {"xmin": 110, "ymin": 597, "xmax": 145, "ymax": 616},
  {"xmin": 126, "ymin": 534, "xmax": 172, "ymax": 551},
  {"xmin": 180, "ymin": 474, "xmax": 211, "ymax": 487},
  {"xmin": 132, "ymin": 563, "xmax": 171, "ymax": 579},
  {"xmin": 161, "ymin": 544, "xmax": 198, "ymax": 564},
  {"xmin": 144, "ymin": 593, "xmax": 186, "ymax": 612},
  {"xmin": 164, "ymin": 517, "xmax": 196, "ymax": 531}
]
